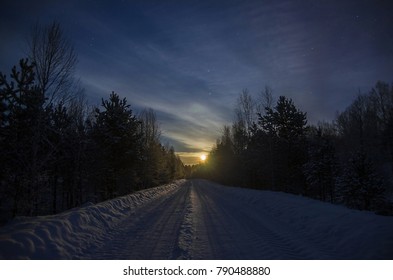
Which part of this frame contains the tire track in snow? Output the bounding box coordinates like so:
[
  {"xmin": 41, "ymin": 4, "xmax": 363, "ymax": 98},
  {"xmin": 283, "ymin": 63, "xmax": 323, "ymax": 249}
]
[
  {"xmin": 191, "ymin": 181, "xmax": 251, "ymax": 259},
  {"xmin": 87, "ymin": 179, "xmax": 334, "ymax": 259},
  {"xmin": 82, "ymin": 179, "xmax": 362, "ymax": 259}
]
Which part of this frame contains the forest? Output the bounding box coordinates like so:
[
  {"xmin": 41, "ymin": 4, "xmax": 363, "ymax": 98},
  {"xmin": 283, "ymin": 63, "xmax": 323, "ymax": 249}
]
[
  {"xmin": 0, "ymin": 23, "xmax": 185, "ymax": 223},
  {"xmin": 192, "ymin": 84, "xmax": 393, "ymax": 215}
]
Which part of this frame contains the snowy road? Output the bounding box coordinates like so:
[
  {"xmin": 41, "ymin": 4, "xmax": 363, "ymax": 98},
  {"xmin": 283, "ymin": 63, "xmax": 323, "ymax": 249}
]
[
  {"xmin": 82, "ymin": 180, "xmax": 393, "ymax": 259},
  {"xmin": 1, "ymin": 179, "xmax": 393, "ymax": 259}
]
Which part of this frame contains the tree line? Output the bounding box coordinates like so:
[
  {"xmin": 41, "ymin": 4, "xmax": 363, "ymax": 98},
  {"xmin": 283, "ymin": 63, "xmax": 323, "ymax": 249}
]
[
  {"xmin": 0, "ymin": 22, "xmax": 185, "ymax": 223},
  {"xmin": 194, "ymin": 85, "xmax": 393, "ymax": 215}
]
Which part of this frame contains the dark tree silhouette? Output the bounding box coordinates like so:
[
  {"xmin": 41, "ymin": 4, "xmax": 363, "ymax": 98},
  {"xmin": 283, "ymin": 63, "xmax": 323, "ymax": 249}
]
[
  {"xmin": 29, "ymin": 21, "xmax": 78, "ymax": 105},
  {"xmin": 303, "ymin": 125, "xmax": 338, "ymax": 202},
  {"xmin": 258, "ymin": 96, "xmax": 307, "ymax": 140},
  {"xmin": 91, "ymin": 92, "xmax": 142, "ymax": 199},
  {"xmin": 338, "ymin": 151, "xmax": 385, "ymax": 211},
  {"xmin": 0, "ymin": 59, "xmax": 49, "ymax": 217},
  {"xmin": 256, "ymin": 96, "xmax": 308, "ymax": 192}
]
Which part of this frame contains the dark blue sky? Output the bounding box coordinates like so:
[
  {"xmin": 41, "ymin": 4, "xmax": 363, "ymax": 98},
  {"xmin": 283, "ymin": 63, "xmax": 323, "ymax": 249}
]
[{"xmin": 1, "ymin": 0, "xmax": 393, "ymax": 164}]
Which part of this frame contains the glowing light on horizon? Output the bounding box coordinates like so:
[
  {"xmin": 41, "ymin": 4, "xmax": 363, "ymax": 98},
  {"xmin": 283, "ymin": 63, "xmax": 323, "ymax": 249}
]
[{"xmin": 200, "ymin": 154, "xmax": 207, "ymax": 161}]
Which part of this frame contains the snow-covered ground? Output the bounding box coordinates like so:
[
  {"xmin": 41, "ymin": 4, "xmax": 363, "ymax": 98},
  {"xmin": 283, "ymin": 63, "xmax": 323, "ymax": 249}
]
[{"xmin": 0, "ymin": 179, "xmax": 392, "ymax": 259}]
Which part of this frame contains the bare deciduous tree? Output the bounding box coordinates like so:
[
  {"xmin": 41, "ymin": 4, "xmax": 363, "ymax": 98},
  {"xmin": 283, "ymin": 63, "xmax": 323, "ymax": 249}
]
[
  {"xmin": 257, "ymin": 86, "xmax": 274, "ymax": 115},
  {"xmin": 139, "ymin": 108, "xmax": 161, "ymax": 146},
  {"xmin": 29, "ymin": 21, "xmax": 77, "ymax": 105},
  {"xmin": 234, "ymin": 89, "xmax": 256, "ymax": 136}
]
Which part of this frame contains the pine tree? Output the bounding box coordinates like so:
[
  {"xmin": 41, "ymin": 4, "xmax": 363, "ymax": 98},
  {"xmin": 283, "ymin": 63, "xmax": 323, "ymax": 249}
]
[
  {"xmin": 0, "ymin": 59, "xmax": 50, "ymax": 216},
  {"xmin": 259, "ymin": 96, "xmax": 307, "ymax": 140},
  {"xmin": 338, "ymin": 151, "xmax": 385, "ymax": 211},
  {"xmin": 303, "ymin": 127, "xmax": 338, "ymax": 202},
  {"xmin": 256, "ymin": 96, "xmax": 308, "ymax": 192},
  {"xmin": 92, "ymin": 92, "xmax": 141, "ymax": 199}
]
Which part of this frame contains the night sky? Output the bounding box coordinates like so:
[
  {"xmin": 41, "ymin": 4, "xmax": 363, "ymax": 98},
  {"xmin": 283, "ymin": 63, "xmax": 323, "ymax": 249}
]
[{"xmin": 1, "ymin": 0, "xmax": 393, "ymax": 164}]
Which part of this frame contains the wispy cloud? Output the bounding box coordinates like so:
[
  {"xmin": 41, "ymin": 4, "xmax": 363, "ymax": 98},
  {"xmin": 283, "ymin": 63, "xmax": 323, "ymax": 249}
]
[{"xmin": 1, "ymin": 0, "xmax": 392, "ymax": 160}]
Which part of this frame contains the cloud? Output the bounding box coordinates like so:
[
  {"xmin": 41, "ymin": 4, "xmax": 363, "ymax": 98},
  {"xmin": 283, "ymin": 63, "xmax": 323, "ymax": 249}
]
[
  {"xmin": 2, "ymin": 0, "xmax": 393, "ymax": 159},
  {"xmin": 74, "ymin": 0, "xmax": 393, "ymax": 147}
]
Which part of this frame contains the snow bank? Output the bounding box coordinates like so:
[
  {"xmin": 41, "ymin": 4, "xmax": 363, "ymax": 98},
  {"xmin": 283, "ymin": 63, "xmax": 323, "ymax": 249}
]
[{"xmin": 0, "ymin": 180, "xmax": 184, "ymax": 259}]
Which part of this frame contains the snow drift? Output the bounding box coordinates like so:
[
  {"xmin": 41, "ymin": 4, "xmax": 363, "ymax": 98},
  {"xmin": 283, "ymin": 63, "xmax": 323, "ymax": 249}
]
[{"xmin": 0, "ymin": 180, "xmax": 184, "ymax": 259}]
